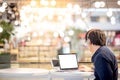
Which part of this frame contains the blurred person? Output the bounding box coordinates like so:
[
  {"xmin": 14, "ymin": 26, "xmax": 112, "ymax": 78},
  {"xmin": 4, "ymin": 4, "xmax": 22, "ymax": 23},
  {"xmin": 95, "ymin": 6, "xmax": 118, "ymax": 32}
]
[
  {"xmin": 10, "ymin": 37, "xmax": 18, "ymax": 49},
  {"xmin": 112, "ymin": 34, "xmax": 120, "ymax": 46},
  {"xmin": 19, "ymin": 39, "xmax": 26, "ymax": 47},
  {"xmin": 84, "ymin": 29, "xmax": 118, "ymax": 80},
  {"xmin": 62, "ymin": 42, "xmax": 70, "ymax": 54},
  {"xmin": 4, "ymin": 39, "xmax": 10, "ymax": 51},
  {"xmin": 77, "ymin": 37, "xmax": 86, "ymax": 62},
  {"xmin": 56, "ymin": 35, "xmax": 64, "ymax": 55}
]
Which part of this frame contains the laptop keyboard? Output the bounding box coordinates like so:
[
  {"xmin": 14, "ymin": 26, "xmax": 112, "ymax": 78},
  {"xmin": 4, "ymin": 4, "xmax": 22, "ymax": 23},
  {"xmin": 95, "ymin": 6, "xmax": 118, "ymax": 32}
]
[{"xmin": 56, "ymin": 69, "xmax": 79, "ymax": 72}]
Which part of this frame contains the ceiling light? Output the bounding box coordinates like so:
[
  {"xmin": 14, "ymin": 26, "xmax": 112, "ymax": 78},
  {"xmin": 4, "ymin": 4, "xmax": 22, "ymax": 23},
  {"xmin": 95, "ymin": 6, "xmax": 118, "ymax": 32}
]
[
  {"xmin": 73, "ymin": 4, "xmax": 80, "ymax": 10},
  {"xmin": 94, "ymin": 1, "xmax": 105, "ymax": 8},
  {"xmin": 117, "ymin": 0, "xmax": 120, "ymax": 5},
  {"xmin": 94, "ymin": 2, "xmax": 101, "ymax": 8},
  {"xmin": 66, "ymin": 3, "xmax": 72, "ymax": 9},
  {"xmin": 40, "ymin": 0, "xmax": 49, "ymax": 6},
  {"xmin": 30, "ymin": 0, "xmax": 36, "ymax": 6},
  {"xmin": 100, "ymin": 1, "xmax": 105, "ymax": 7},
  {"xmin": 50, "ymin": 0, "xmax": 56, "ymax": 6}
]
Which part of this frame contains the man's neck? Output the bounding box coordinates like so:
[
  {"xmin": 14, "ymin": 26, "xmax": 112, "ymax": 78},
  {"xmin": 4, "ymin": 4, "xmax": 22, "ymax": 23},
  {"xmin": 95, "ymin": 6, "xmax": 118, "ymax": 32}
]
[{"xmin": 92, "ymin": 45, "xmax": 101, "ymax": 53}]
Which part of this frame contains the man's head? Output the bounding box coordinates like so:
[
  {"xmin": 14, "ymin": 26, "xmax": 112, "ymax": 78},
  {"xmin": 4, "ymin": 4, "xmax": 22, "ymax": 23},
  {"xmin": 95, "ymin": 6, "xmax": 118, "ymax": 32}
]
[{"xmin": 85, "ymin": 29, "xmax": 106, "ymax": 46}]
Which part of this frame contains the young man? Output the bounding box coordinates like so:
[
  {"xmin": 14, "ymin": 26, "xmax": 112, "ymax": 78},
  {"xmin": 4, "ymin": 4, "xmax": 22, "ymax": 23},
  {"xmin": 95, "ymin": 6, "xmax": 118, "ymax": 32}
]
[{"xmin": 85, "ymin": 29, "xmax": 118, "ymax": 80}]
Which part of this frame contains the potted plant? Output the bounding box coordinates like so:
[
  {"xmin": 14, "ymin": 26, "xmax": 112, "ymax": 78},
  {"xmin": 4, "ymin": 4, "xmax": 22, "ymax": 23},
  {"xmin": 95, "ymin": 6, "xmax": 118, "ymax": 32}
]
[
  {"xmin": 0, "ymin": 20, "xmax": 14, "ymax": 68},
  {"xmin": 0, "ymin": 52, "xmax": 11, "ymax": 69}
]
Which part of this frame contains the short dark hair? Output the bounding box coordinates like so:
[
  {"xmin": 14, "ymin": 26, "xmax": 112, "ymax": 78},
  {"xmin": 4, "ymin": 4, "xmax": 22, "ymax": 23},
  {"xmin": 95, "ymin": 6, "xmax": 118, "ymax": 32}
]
[{"xmin": 85, "ymin": 29, "xmax": 106, "ymax": 46}]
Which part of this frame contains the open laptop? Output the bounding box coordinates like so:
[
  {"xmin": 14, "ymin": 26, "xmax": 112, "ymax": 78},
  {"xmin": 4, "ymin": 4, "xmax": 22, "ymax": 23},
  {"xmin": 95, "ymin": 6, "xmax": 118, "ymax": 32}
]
[
  {"xmin": 58, "ymin": 54, "xmax": 79, "ymax": 72},
  {"xmin": 51, "ymin": 59, "xmax": 60, "ymax": 70}
]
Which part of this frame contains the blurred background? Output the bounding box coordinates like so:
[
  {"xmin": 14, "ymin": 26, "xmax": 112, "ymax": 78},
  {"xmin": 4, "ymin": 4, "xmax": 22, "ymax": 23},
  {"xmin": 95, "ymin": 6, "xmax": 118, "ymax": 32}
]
[{"xmin": 0, "ymin": 0, "xmax": 120, "ymax": 69}]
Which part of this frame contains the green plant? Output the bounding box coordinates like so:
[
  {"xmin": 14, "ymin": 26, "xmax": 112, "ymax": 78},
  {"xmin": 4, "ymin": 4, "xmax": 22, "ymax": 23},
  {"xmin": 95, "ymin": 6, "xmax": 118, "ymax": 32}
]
[
  {"xmin": 0, "ymin": 20, "xmax": 14, "ymax": 43},
  {"xmin": 0, "ymin": 52, "xmax": 10, "ymax": 55}
]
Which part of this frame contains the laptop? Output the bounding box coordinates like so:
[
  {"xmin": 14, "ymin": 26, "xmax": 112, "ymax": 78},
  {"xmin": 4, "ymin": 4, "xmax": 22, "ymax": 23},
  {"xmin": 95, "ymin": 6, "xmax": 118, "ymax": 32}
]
[
  {"xmin": 51, "ymin": 59, "xmax": 60, "ymax": 70},
  {"xmin": 58, "ymin": 54, "xmax": 79, "ymax": 71}
]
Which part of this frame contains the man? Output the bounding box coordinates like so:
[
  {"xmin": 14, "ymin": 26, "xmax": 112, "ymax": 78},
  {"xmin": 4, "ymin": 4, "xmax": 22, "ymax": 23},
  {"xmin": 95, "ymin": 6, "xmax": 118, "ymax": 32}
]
[{"xmin": 85, "ymin": 29, "xmax": 118, "ymax": 80}]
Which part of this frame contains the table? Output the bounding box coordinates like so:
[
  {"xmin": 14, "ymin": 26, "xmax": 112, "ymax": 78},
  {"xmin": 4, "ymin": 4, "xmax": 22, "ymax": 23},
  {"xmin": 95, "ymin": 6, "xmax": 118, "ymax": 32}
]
[
  {"xmin": 50, "ymin": 70, "xmax": 94, "ymax": 80},
  {"xmin": 0, "ymin": 68, "xmax": 94, "ymax": 80},
  {"xmin": 0, "ymin": 68, "xmax": 50, "ymax": 80}
]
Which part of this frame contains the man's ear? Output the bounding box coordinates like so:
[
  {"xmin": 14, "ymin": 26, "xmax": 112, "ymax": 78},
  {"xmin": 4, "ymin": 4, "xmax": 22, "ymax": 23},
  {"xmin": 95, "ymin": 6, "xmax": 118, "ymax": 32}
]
[
  {"xmin": 87, "ymin": 39, "xmax": 91, "ymax": 43},
  {"xmin": 90, "ymin": 41, "xmax": 92, "ymax": 44},
  {"xmin": 88, "ymin": 39, "xmax": 92, "ymax": 45}
]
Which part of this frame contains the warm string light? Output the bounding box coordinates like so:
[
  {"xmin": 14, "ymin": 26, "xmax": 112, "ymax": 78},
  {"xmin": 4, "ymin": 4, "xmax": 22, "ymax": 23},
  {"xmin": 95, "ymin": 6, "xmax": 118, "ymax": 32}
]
[
  {"xmin": 19, "ymin": 0, "xmax": 120, "ymax": 34},
  {"xmin": 0, "ymin": 1, "xmax": 20, "ymax": 26},
  {"xmin": 1, "ymin": 0, "xmax": 119, "ymax": 35},
  {"xmin": 0, "ymin": 1, "xmax": 8, "ymax": 12},
  {"xmin": 40, "ymin": 0, "xmax": 56, "ymax": 7}
]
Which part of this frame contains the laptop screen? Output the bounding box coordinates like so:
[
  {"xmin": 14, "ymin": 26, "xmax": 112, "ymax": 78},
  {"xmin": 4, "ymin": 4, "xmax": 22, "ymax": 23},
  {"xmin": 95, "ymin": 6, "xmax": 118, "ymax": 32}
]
[
  {"xmin": 58, "ymin": 54, "xmax": 78, "ymax": 70},
  {"xmin": 51, "ymin": 59, "xmax": 59, "ymax": 68}
]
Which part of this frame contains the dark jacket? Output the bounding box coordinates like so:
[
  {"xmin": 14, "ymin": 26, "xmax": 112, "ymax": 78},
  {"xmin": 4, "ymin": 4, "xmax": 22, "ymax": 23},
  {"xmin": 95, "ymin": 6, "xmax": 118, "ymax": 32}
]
[{"xmin": 92, "ymin": 46, "xmax": 118, "ymax": 80}]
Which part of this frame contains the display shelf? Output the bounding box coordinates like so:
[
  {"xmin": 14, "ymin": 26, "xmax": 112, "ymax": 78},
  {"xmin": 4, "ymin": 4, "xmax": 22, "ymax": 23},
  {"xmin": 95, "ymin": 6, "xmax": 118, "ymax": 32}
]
[
  {"xmin": 18, "ymin": 45, "xmax": 57, "ymax": 62},
  {"xmin": 17, "ymin": 44, "xmax": 120, "ymax": 63}
]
